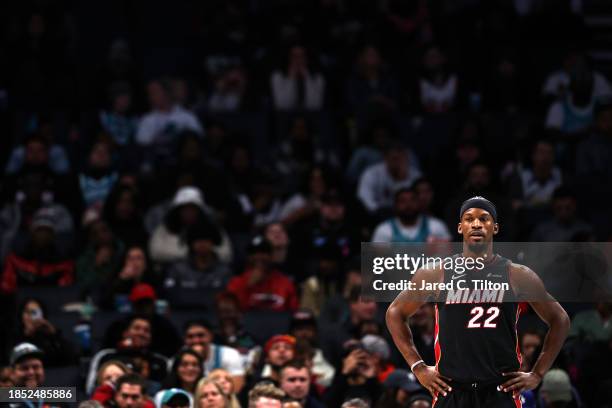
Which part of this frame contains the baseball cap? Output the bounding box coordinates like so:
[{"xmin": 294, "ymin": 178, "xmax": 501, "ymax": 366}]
[
  {"xmin": 155, "ymin": 388, "xmax": 192, "ymax": 408},
  {"xmin": 10, "ymin": 342, "xmax": 44, "ymax": 366},
  {"xmin": 540, "ymin": 369, "xmax": 572, "ymax": 403},
  {"xmin": 290, "ymin": 309, "xmax": 317, "ymax": 331},
  {"xmin": 264, "ymin": 335, "xmax": 296, "ymax": 355},
  {"xmin": 384, "ymin": 369, "xmax": 423, "ymax": 393},
  {"xmin": 30, "ymin": 207, "xmax": 57, "ymax": 232},
  {"xmin": 361, "ymin": 334, "xmax": 390, "ymax": 360},
  {"xmin": 129, "ymin": 283, "xmax": 157, "ymax": 303}
]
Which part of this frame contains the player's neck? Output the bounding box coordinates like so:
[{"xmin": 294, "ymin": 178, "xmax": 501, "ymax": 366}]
[{"xmin": 461, "ymin": 243, "xmax": 493, "ymax": 261}]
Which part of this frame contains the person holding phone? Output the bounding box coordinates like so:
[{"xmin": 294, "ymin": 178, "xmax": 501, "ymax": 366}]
[{"xmin": 11, "ymin": 298, "xmax": 77, "ymax": 367}]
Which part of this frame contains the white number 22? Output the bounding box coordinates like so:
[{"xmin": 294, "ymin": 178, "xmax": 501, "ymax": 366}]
[{"xmin": 468, "ymin": 306, "xmax": 500, "ymax": 328}]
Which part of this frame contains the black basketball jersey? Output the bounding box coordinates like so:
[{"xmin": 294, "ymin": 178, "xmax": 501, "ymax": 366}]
[{"xmin": 435, "ymin": 254, "xmax": 523, "ymax": 382}]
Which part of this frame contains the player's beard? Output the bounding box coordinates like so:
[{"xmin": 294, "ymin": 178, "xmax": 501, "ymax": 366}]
[{"xmin": 467, "ymin": 241, "xmax": 487, "ymax": 254}]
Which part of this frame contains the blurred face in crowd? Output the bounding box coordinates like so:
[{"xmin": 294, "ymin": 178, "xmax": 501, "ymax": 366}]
[
  {"xmin": 22, "ymin": 300, "xmax": 44, "ymax": 328},
  {"xmin": 265, "ymin": 223, "xmax": 289, "ymax": 249},
  {"xmin": 350, "ymin": 299, "xmax": 377, "ymax": 322},
  {"xmin": 115, "ymin": 383, "xmax": 144, "ymax": 408},
  {"xmin": 247, "ymin": 251, "xmax": 272, "ymax": 272},
  {"xmin": 116, "ymin": 190, "xmax": 137, "ymax": 220},
  {"xmin": 309, "ymin": 168, "xmax": 326, "ymax": 197},
  {"xmin": 114, "ymin": 92, "xmax": 132, "ymax": 114},
  {"xmin": 385, "ymin": 148, "xmax": 408, "ymax": 180},
  {"xmin": 0, "ymin": 367, "xmax": 14, "ymax": 387},
  {"xmin": 597, "ymin": 107, "xmax": 612, "ymax": 136},
  {"xmin": 552, "ymin": 196, "xmax": 576, "ymax": 223},
  {"xmin": 532, "ymin": 142, "xmax": 554, "ymax": 170},
  {"xmin": 267, "ymin": 342, "xmax": 295, "ymax": 367},
  {"xmin": 217, "ymin": 297, "xmax": 241, "ymax": 321},
  {"xmin": 253, "ymin": 397, "xmax": 283, "ymax": 408},
  {"xmin": 89, "ymin": 142, "xmax": 112, "ymax": 169},
  {"xmin": 198, "ymin": 382, "xmax": 225, "ymax": 408},
  {"xmin": 289, "ymin": 46, "xmax": 307, "ymax": 71},
  {"xmin": 91, "ymin": 221, "xmax": 114, "ymax": 246},
  {"xmin": 291, "ymin": 324, "xmax": 316, "ymax": 343},
  {"xmin": 148, "ymin": 81, "xmax": 171, "ymax": 110},
  {"xmin": 185, "ymin": 325, "xmax": 213, "ymax": 353},
  {"xmin": 456, "ymin": 143, "xmax": 480, "ymax": 166},
  {"xmin": 415, "ymin": 180, "xmax": 434, "ymax": 212},
  {"xmin": 13, "ymin": 357, "xmax": 44, "ymax": 388},
  {"xmin": 466, "ymin": 164, "xmax": 490, "ymax": 191},
  {"xmin": 319, "ymin": 201, "xmax": 344, "ymax": 223},
  {"xmin": 177, "ymin": 353, "xmax": 202, "ymax": 385},
  {"xmin": 124, "ymin": 318, "xmax": 151, "ymax": 349},
  {"xmin": 31, "ymin": 226, "xmax": 55, "ymax": 249},
  {"xmin": 395, "ymin": 190, "xmax": 420, "ymax": 224},
  {"xmin": 521, "ymin": 333, "xmax": 542, "ymax": 362},
  {"xmin": 124, "ymin": 247, "xmax": 147, "ymax": 278},
  {"xmin": 208, "ymin": 369, "xmax": 234, "ymax": 395},
  {"xmin": 100, "ymin": 363, "xmax": 126, "ymax": 385},
  {"xmin": 179, "ymin": 204, "xmax": 201, "ymax": 227},
  {"xmin": 25, "ymin": 140, "xmax": 48, "ymax": 166},
  {"xmin": 280, "ymin": 367, "xmax": 310, "ymax": 401}
]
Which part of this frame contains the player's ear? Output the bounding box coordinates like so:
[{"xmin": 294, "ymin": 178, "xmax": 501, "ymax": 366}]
[
  {"xmin": 457, "ymin": 223, "xmax": 462, "ymax": 234},
  {"xmin": 493, "ymin": 223, "xmax": 499, "ymax": 235}
]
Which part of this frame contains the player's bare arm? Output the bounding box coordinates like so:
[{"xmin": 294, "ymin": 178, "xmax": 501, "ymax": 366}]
[
  {"xmin": 501, "ymin": 263, "xmax": 571, "ymax": 395},
  {"xmin": 386, "ymin": 267, "xmax": 452, "ymax": 397}
]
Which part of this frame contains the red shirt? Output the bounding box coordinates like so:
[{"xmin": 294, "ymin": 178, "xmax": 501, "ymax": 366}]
[
  {"xmin": 227, "ymin": 268, "xmax": 299, "ymax": 311},
  {"xmin": 1, "ymin": 253, "xmax": 74, "ymax": 294}
]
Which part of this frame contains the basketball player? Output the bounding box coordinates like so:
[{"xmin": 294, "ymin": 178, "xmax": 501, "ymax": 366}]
[{"xmin": 386, "ymin": 196, "xmax": 570, "ymax": 407}]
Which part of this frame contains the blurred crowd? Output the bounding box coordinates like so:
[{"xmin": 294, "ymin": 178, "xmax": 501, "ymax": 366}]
[{"xmin": 1, "ymin": 0, "xmax": 612, "ymax": 407}]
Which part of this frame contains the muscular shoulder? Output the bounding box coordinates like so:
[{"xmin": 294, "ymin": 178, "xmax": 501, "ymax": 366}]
[{"xmin": 508, "ymin": 262, "xmax": 549, "ymax": 300}]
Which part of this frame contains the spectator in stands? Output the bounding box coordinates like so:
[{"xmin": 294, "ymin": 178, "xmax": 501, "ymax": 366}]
[
  {"xmin": 103, "ymin": 184, "xmax": 148, "ymax": 248},
  {"xmin": 1, "ymin": 208, "xmax": 74, "ymax": 294},
  {"xmin": 520, "ymin": 330, "xmax": 543, "ymax": 372},
  {"xmin": 577, "ymin": 329, "xmax": 612, "ymax": 407},
  {"xmin": 77, "ymin": 219, "xmax": 124, "ymax": 295},
  {"xmin": 136, "ymin": 79, "xmax": 203, "ymax": 147},
  {"xmin": 345, "ymin": 120, "xmax": 393, "ymax": 186},
  {"xmin": 11, "ymin": 298, "xmax": 76, "ymax": 366},
  {"xmin": 263, "ymin": 223, "xmax": 293, "ymax": 275},
  {"xmin": 100, "ymin": 81, "xmax": 139, "ymax": 146},
  {"xmin": 360, "ymin": 335, "xmax": 395, "ymax": 382},
  {"xmin": 182, "ymin": 320, "xmax": 245, "ymax": 392},
  {"xmin": 194, "ymin": 378, "xmax": 231, "ymax": 408},
  {"xmin": 163, "ymin": 349, "xmax": 204, "ymax": 395},
  {"xmin": 235, "ymin": 170, "xmax": 284, "ymax": 230},
  {"xmin": 154, "ymin": 388, "xmax": 193, "ymax": 408},
  {"xmin": 227, "ymin": 236, "xmax": 298, "ymax": 312},
  {"xmin": 510, "ymin": 139, "xmax": 562, "ymax": 210},
  {"xmin": 324, "ymin": 341, "xmax": 382, "ymax": 407},
  {"xmin": 346, "ymin": 45, "xmax": 398, "ymax": 118},
  {"xmin": 418, "ymin": 46, "xmax": 459, "ymax": 113},
  {"xmin": 291, "ymin": 189, "xmax": 358, "ymax": 269},
  {"xmin": 545, "ymin": 58, "xmax": 597, "ymax": 136},
  {"xmin": 5, "ymin": 133, "xmax": 70, "ymax": 176},
  {"xmin": 300, "ymin": 242, "xmax": 344, "ymax": 316},
  {"xmin": 79, "ymin": 139, "xmax": 119, "ymax": 213},
  {"xmin": 111, "ymin": 373, "xmax": 154, "ymax": 408},
  {"xmin": 149, "ymin": 186, "xmax": 232, "ymax": 264},
  {"xmin": 279, "ymin": 360, "xmax": 324, "ymax": 408},
  {"xmin": 87, "ymin": 316, "xmax": 169, "ymax": 395},
  {"xmin": 279, "ymin": 165, "xmax": 334, "ymax": 226},
  {"xmin": 214, "ymin": 292, "xmax": 257, "ymax": 355},
  {"xmin": 164, "ymin": 220, "xmax": 229, "ymax": 290},
  {"xmin": 91, "ymin": 360, "xmax": 130, "ymax": 398},
  {"xmin": 207, "ymin": 64, "xmax": 250, "ymax": 113},
  {"xmin": 406, "ymin": 394, "xmax": 432, "ymax": 408},
  {"xmin": 99, "ymin": 246, "xmax": 154, "ymax": 311},
  {"xmin": 270, "ymin": 45, "xmax": 325, "ymax": 112},
  {"xmin": 530, "ymin": 187, "xmax": 592, "ymax": 242},
  {"xmin": 538, "ymin": 369, "xmax": 579, "ymax": 408},
  {"xmin": 248, "ymin": 382, "xmax": 285, "ymax": 408},
  {"xmin": 413, "ymin": 178, "xmax": 436, "ymax": 216},
  {"xmin": 358, "ymin": 142, "xmax": 422, "ymax": 217},
  {"xmin": 375, "ymin": 369, "xmax": 425, "ymax": 408},
  {"xmin": 568, "ymin": 302, "xmax": 612, "ymax": 344},
  {"xmin": 576, "ymin": 98, "xmax": 612, "ymax": 237},
  {"xmin": 288, "ymin": 309, "xmax": 335, "ymax": 388},
  {"xmin": 341, "ymin": 399, "xmax": 370, "ymax": 408},
  {"xmin": 256, "ymin": 335, "xmax": 297, "ymax": 384},
  {"xmin": 206, "ymin": 369, "xmax": 242, "ymax": 408},
  {"xmin": 542, "ymin": 51, "xmax": 612, "ymax": 102},
  {"xmin": 0, "ymin": 366, "xmax": 14, "ymax": 387},
  {"xmin": 371, "ymin": 186, "xmax": 450, "ymax": 243},
  {"xmin": 10, "ymin": 342, "xmax": 45, "ymax": 388}
]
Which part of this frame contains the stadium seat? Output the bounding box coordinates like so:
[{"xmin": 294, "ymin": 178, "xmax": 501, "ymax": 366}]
[
  {"xmin": 16, "ymin": 286, "xmax": 83, "ymax": 315},
  {"xmin": 242, "ymin": 310, "xmax": 291, "ymax": 344}
]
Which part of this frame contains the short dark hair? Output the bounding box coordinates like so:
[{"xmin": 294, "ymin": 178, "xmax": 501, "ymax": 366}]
[
  {"xmin": 183, "ymin": 319, "xmax": 214, "ymax": 333},
  {"xmin": 115, "ymin": 373, "xmax": 145, "ymax": 394},
  {"xmin": 280, "ymin": 359, "xmax": 310, "ymax": 377}
]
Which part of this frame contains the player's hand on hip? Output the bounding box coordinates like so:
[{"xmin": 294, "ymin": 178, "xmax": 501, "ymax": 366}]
[
  {"xmin": 413, "ymin": 365, "xmax": 452, "ymax": 397},
  {"xmin": 501, "ymin": 371, "xmax": 542, "ymax": 396}
]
